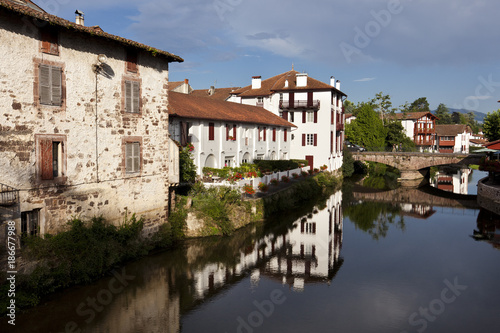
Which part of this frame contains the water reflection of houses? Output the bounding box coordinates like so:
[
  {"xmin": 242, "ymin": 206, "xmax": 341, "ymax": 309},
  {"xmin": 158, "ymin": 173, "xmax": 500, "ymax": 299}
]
[
  {"xmin": 431, "ymin": 168, "xmax": 470, "ymax": 194},
  {"xmin": 191, "ymin": 191, "xmax": 343, "ymax": 298},
  {"xmin": 472, "ymin": 209, "xmax": 500, "ymax": 250},
  {"xmin": 399, "ymin": 203, "xmax": 436, "ymax": 219}
]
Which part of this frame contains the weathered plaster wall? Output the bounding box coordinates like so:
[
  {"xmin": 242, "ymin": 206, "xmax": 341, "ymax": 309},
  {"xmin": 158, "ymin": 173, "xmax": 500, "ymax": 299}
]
[{"xmin": 0, "ymin": 12, "xmax": 174, "ymax": 235}]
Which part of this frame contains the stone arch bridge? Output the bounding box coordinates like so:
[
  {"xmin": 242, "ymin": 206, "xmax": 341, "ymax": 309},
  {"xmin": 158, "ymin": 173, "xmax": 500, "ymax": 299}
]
[{"xmin": 351, "ymin": 152, "xmax": 482, "ymax": 183}]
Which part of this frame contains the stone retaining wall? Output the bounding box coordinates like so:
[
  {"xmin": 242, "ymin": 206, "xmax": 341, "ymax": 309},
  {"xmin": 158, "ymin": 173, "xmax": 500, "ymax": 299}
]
[{"xmin": 477, "ymin": 177, "xmax": 500, "ymax": 215}]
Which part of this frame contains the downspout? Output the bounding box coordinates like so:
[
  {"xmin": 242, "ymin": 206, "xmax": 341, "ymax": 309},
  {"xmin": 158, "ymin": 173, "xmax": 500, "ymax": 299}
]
[{"xmin": 95, "ymin": 70, "xmax": 99, "ymax": 182}]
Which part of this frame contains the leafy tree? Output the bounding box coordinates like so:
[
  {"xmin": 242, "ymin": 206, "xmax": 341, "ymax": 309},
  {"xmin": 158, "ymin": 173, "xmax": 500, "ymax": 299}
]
[
  {"xmin": 345, "ymin": 103, "xmax": 385, "ymax": 150},
  {"xmin": 343, "ymin": 100, "xmax": 356, "ymax": 115},
  {"xmin": 384, "ymin": 121, "xmax": 415, "ymax": 151},
  {"xmin": 435, "ymin": 103, "xmax": 452, "ymax": 124},
  {"xmin": 342, "ymin": 148, "xmax": 355, "ymax": 178},
  {"xmin": 180, "ymin": 144, "xmax": 197, "ymax": 183},
  {"xmin": 409, "ymin": 97, "xmax": 430, "ymax": 112},
  {"xmin": 483, "ymin": 109, "xmax": 500, "ymax": 141},
  {"xmin": 370, "ymin": 92, "xmax": 395, "ymax": 125}
]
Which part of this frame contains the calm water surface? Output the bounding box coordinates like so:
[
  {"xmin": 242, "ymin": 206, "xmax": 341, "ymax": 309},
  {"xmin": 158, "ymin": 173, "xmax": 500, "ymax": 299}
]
[{"xmin": 4, "ymin": 172, "xmax": 500, "ymax": 333}]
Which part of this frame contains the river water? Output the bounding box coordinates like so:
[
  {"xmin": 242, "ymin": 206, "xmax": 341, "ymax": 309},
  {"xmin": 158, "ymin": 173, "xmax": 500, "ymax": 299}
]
[{"xmin": 4, "ymin": 170, "xmax": 500, "ymax": 333}]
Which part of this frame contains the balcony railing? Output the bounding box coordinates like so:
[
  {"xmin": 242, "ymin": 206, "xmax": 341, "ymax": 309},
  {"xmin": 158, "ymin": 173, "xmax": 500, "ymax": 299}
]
[
  {"xmin": 414, "ymin": 128, "xmax": 435, "ymax": 134},
  {"xmin": 414, "ymin": 139, "xmax": 435, "ymax": 146},
  {"xmin": 1, "ymin": 183, "xmax": 19, "ymax": 207},
  {"xmin": 280, "ymin": 100, "xmax": 320, "ymax": 109},
  {"xmin": 336, "ymin": 122, "xmax": 344, "ymax": 131}
]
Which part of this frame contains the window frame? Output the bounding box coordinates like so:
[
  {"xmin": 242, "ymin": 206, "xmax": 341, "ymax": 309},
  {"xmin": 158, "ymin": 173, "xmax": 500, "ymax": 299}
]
[
  {"xmin": 34, "ymin": 59, "xmax": 66, "ymax": 109},
  {"xmin": 40, "ymin": 27, "xmax": 59, "ymax": 56},
  {"xmin": 35, "ymin": 134, "xmax": 67, "ymax": 183},
  {"xmin": 123, "ymin": 77, "xmax": 142, "ymax": 114},
  {"xmin": 122, "ymin": 136, "xmax": 143, "ymax": 175}
]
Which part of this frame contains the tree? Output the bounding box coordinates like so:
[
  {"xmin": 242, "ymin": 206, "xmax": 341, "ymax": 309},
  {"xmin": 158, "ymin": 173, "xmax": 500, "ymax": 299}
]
[
  {"xmin": 435, "ymin": 103, "xmax": 451, "ymax": 124},
  {"xmin": 345, "ymin": 103, "xmax": 386, "ymax": 150},
  {"xmin": 409, "ymin": 97, "xmax": 430, "ymax": 112},
  {"xmin": 370, "ymin": 92, "xmax": 395, "ymax": 125},
  {"xmin": 384, "ymin": 121, "xmax": 415, "ymax": 151},
  {"xmin": 343, "ymin": 100, "xmax": 355, "ymax": 115},
  {"xmin": 483, "ymin": 109, "xmax": 500, "ymax": 142},
  {"xmin": 180, "ymin": 144, "xmax": 197, "ymax": 183}
]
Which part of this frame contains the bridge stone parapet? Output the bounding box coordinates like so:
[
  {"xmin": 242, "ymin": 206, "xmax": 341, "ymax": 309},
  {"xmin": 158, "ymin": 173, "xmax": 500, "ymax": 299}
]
[{"xmin": 352, "ymin": 152, "xmax": 482, "ymax": 182}]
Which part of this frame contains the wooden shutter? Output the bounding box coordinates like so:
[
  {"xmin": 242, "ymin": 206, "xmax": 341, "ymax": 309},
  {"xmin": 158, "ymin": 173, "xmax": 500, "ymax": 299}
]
[
  {"xmin": 258, "ymin": 127, "xmax": 261, "ymax": 142},
  {"xmin": 41, "ymin": 29, "xmax": 58, "ymax": 55},
  {"xmin": 314, "ymin": 111, "xmax": 318, "ymax": 123},
  {"xmin": 284, "ymin": 129, "xmax": 287, "ymax": 142},
  {"xmin": 180, "ymin": 122, "xmax": 188, "ymax": 146},
  {"xmin": 302, "ymin": 134, "xmax": 306, "ymax": 146},
  {"xmin": 314, "ymin": 134, "xmax": 318, "ymax": 146},
  {"xmin": 226, "ymin": 124, "xmax": 229, "ymax": 141},
  {"xmin": 40, "ymin": 139, "xmax": 53, "ymax": 180},
  {"xmin": 307, "ymin": 92, "xmax": 313, "ymax": 107},
  {"xmin": 233, "ymin": 125, "xmax": 237, "ymax": 140},
  {"xmin": 39, "ymin": 64, "xmax": 51, "ymax": 105},
  {"xmin": 209, "ymin": 123, "xmax": 214, "ymax": 140},
  {"xmin": 289, "ymin": 92, "xmax": 294, "ymax": 108},
  {"xmin": 125, "ymin": 81, "xmax": 132, "ymax": 112},
  {"xmin": 302, "ymin": 111, "xmax": 306, "ymax": 123},
  {"xmin": 331, "ymin": 110, "xmax": 334, "ymax": 124},
  {"xmin": 283, "ymin": 111, "xmax": 288, "ymax": 121},
  {"xmin": 51, "ymin": 66, "xmax": 62, "ymax": 106},
  {"xmin": 132, "ymin": 81, "xmax": 140, "ymax": 113},
  {"xmin": 272, "ymin": 128, "xmax": 276, "ymax": 142},
  {"xmin": 330, "ymin": 131, "xmax": 333, "ymax": 153},
  {"xmin": 126, "ymin": 51, "xmax": 138, "ymax": 73},
  {"xmin": 132, "ymin": 143, "xmax": 140, "ymax": 172},
  {"xmin": 126, "ymin": 142, "xmax": 140, "ymax": 173},
  {"xmin": 263, "ymin": 127, "xmax": 267, "ymax": 141}
]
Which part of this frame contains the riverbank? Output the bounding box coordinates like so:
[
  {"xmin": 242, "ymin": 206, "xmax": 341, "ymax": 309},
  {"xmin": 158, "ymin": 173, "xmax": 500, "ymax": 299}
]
[
  {"xmin": 0, "ymin": 172, "xmax": 341, "ymax": 316},
  {"xmin": 477, "ymin": 175, "xmax": 500, "ymax": 215}
]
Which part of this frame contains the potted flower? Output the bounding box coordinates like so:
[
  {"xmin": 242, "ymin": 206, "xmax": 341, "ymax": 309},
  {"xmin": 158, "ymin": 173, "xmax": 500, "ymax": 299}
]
[
  {"xmin": 270, "ymin": 178, "xmax": 279, "ymax": 186},
  {"xmin": 242, "ymin": 183, "xmax": 255, "ymax": 195},
  {"xmin": 281, "ymin": 175, "xmax": 290, "ymax": 183},
  {"xmin": 258, "ymin": 182, "xmax": 269, "ymax": 192}
]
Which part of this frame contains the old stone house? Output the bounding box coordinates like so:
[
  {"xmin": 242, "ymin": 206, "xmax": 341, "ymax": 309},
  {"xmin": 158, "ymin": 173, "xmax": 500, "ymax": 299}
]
[{"xmin": 0, "ymin": 0, "xmax": 183, "ymax": 239}]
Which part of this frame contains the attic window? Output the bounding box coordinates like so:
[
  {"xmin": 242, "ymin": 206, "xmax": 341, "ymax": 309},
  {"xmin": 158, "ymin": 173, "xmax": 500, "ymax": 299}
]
[
  {"xmin": 40, "ymin": 28, "xmax": 59, "ymax": 55},
  {"xmin": 126, "ymin": 50, "xmax": 138, "ymax": 73}
]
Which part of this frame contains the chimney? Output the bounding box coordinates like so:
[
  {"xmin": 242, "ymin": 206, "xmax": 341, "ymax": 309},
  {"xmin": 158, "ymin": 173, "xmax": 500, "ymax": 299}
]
[
  {"xmin": 330, "ymin": 76, "xmax": 336, "ymax": 87},
  {"xmin": 209, "ymin": 86, "xmax": 215, "ymax": 96},
  {"xmin": 252, "ymin": 76, "xmax": 261, "ymax": 89},
  {"xmin": 184, "ymin": 78, "xmax": 189, "ymax": 85},
  {"xmin": 335, "ymin": 80, "xmax": 340, "ymax": 90},
  {"xmin": 296, "ymin": 73, "xmax": 308, "ymax": 87},
  {"xmin": 183, "ymin": 79, "xmax": 189, "ymax": 94},
  {"xmin": 75, "ymin": 10, "xmax": 84, "ymax": 26}
]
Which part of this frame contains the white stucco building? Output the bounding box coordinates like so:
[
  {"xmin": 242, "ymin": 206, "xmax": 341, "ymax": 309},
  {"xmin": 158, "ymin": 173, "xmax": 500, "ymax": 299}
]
[
  {"xmin": 393, "ymin": 111, "xmax": 438, "ymax": 151},
  {"xmin": 0, "ymin": 0, "xmax": 182, "ymax": 237},
  {"xmin": 435, "ymin": 124, "xmax": 472, "ymax": 154},
  {"xmin": 227, "ymin": 70, "xmax": 347, "ymax": 172},
  {"xmin": 168, "ymin": 92, "xmax": 295, "ymax": 174}
]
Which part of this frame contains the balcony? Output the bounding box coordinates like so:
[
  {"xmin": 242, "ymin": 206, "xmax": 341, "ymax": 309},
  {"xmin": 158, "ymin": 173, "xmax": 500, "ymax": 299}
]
[
  {"xmin": 414, "ymin": 128, "xmax": 435, "ymax": 135},
  {"xmin": 414, "ymin": 139, "xmax": 435, "ymax": 146},
  {"xmin": 336, "ymin": 122, "xmax": 344, "ymax": 132},
  {"xmin": 280, "ymin": 100, "xmax": 320, "ymax": 109},
  {"xmin": 0, "ymin": 183, "xmax": 19, "ymax": 207}
]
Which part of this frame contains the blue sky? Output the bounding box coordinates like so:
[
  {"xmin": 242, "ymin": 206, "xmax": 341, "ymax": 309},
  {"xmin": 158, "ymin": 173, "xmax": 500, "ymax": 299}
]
[{"xmin": 46, "ymin": 0, "xmax": 500, "ymax": 114}]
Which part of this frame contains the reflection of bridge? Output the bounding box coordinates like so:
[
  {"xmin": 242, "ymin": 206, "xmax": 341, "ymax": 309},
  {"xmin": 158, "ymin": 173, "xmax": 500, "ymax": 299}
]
[
  {"xmin": 352, "ymin": 152, "xmax": 482, "ymax": 182},
  {"xmin": 352, "ymin": 185, "xmax": 480, "ymax": 210}
]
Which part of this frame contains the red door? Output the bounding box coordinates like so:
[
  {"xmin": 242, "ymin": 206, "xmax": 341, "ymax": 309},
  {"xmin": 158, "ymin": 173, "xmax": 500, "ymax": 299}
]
[{"xmin": 305, "ymin": 155, "xmax": 314, "ymax": 171}]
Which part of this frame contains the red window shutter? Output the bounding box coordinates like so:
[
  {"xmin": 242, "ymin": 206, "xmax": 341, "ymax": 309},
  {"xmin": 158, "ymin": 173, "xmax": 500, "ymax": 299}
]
[
  {"xmin": 40, "ymin": 139, "xmax": 53, "ymax": 180},
  {"xmin": 233, "ymin": 125, "xmax": 237, "ymax": 140},
  {"xmin": 208, "ymin": 123, "xmax": 214, "ymax": 140},
  {"xmin": 307, "ymin": 92, "xmax": 313, "ymax": 107},
  {"xmin": 263, "ymin": 127, "xmax": 267, "ymax": 141},
  {"xmin": 258, "ymin": 127, "xmax": 261, "ymax": 141},
  {"xmin": 283, "ymin": 111, "xmax": 288, "ymax": 121},
  {"xmin": 272, "ymin": 128, "xmax": 276, "ymax": 142},
  {"xmin": 126, "ymin": 51, "xmax": 138, "ymax": 73},
  {"xmin": 330, "ymin": 131, "xmax": 333, "ymax": 153},
  {"xmin": 331, "ymin": 110, "xmax": 334, "ymax": 124},
  {"xmin": 226, "ymin": 124, "xmax": 229, "ymax": 141},
  {"xmin": 314, "ymin": 111, "xmax": 318, "ymax": 123},
  {"xmin": 302, "ymin": 134, "xmax": 306, "ymax": 146},
  {"xmin": 41, "ymin": 29, "xmax": 58, "ymax": 55},
  {"xmin": 302, "ymin": 111, "xmax": 306, "ymax": 123},
  {"xmin": 289, "ymin": 92, "xmax": 294, "ymax": 108},
  {"xmin": 284, "ymin": 129, "xmax": 287, "ymax": 142},
  {"xmin": 314, "ymin": 134, "xmax": 318, "ymax": 146}
]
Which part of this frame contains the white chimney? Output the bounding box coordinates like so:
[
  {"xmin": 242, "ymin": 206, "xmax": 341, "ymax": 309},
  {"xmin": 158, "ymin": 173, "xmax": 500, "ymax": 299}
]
[
  {"xmin": 296, "ymin": 73, "xmax": 308, "ymax": 87},
  {"xmin": 75, "ymin": 10, "xmax": 84, "ymax": 26},
  {"xmin": 208, "ymin": 86, "xmax": 215, "ymax": 96},
  {"xmin": 285, "ymin": 80, "xmax": 289, "ymax": 88},
  {"xmin": 335, "ymin": 80, "xmax": 340, "ymax": 90},
  {"xmin": 252, "ymin": 76, "xmax": 261, "ymax": 89},
  {"xmin": 330, "ymin": 76, "xmax": 336, "ymax": 86}
]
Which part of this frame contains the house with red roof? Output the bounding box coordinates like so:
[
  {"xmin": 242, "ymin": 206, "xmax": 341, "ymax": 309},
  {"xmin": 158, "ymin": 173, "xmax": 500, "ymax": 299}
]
[
  {"xmin": 168, "ymin": 91, "xmax": 295, "ymax": 173},
  {"xmin": 227, "ymin": 70, "xmax": 346, "ymax": 171},
  {"xmin": 0, "ymin": 0, "xmax": 183, "ymax": 237},
  {"xmin": 435, "ymin": 124, "xmax": 472, "ymax": 153},
  {"xmin": 393, "ymin": 112, "xmax": 438, "ymax": 151}
]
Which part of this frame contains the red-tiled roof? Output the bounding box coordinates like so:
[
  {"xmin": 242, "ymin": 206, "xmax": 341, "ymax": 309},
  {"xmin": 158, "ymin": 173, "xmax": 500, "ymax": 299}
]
[
  {"xmin": 231, "ymin": 70, "xmax": 346, "ymax": 97},
  {"xmin": 485, "ymin": 139, "xmax": 500, "ymax": 150},
  {"xmin": 168, "ymin": 92, "xmax": 296, "ymax": 128},
  {"xmin": 435, "ymin": 124, "xmax": 472, "ymax": 136},
  {"xmin": 191, "ymin": 87, "xmax": 240, "ymax": 101},
  {"xmin": 392, "ymin": 111, "xmax": 438, "ymax": 121},
  {"xmin": 0, "ymin": 0, "xmax": 183, "ymax": 63},
  {"xmin": 168, "ymin": 81, "xmax": 185, "ymax": 91}
]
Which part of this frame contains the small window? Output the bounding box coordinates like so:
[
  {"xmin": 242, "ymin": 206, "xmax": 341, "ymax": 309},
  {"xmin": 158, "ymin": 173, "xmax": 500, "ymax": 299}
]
[
  {"xmin": 126, "ymin": 142, "xmax": 141, "ymax": 173},
  {"xmin": 40, "ymin": 28, "xmax": 59, "ymax": 55},
  {"xmin": 125, "ymin": 80, "xmax": 140, "ymax": 113},
  {"xmin": 126, "ymin": 50, "xmax": 138, "ymax": 73},
  {"xmin": 306, "ymin": 134, "xmax": 314, "ymax": 146},
  {"xmin": 290, "ymin": 112, "xmax": 294, "ymax": 122},
  {"xmin": 37, "ymin": 135, "xmax": 66, "ymax": 181},
  {"xmin": 307, "ymin": 111, "xmax": 314, "ymax": 123},
  {"xmin": 208, "ymin": 122, "xmax": 215, "ymax": 141},
  {"xmin": 39, "ymin": 64, "xmax": 63, "ymax": 106},
  {"xmin": 21, "ymin": 209, "xmax": 40, "ymax": 238}
]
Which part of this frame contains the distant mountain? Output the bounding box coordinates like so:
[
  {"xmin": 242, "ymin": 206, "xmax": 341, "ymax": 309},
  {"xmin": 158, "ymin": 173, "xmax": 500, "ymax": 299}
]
[{"xmin": 431, "ymin": 108, "xmax": 486, "ymax": 123}]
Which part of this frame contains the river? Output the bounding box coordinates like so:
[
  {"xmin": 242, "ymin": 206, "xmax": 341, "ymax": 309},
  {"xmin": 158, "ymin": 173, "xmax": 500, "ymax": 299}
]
[{"xmin": 3, "ymin": 170, "xmax": 500, "ymax": 333}]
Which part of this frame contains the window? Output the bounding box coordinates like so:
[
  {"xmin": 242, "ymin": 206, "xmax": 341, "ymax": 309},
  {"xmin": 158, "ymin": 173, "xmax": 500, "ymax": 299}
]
[
  {"xmin": 126, "ymin": 50, "xmax": 138, "ymax": 73},
  {"xmin": 302, "ymin": 134, "xmax": 317, "ymax": 146},
  {"xmin": 307, "ymin": 111, "xmax": 314, "ymax": 123},
  {"xmin": 208, "ymin": 122, "xmax": 215, "ymax": 140},
  {"xmin": 225, "ymin": 157, "xmax": 233, "ymax": 167},
  {"xmin": 124, "ymin": 80, "xmax": 141, "ymax": 113},
  {"xmin": 36, "ymin": 134, "xmax": 66, "ymax": 181},
  {"xmin": 39, "ymin": 64, "xmax": 63, "ymax": 106},
  {"xmin": 122, "ymin": 137, "xmax": 142, "ymax": 175},
  {"xmin": 125, "ymin": 142, "xmax": 141, "ymax": 173},
  {"xmin": 290, "ymin": 112, "xmax": 294, "ymax": 122},
  {"xmin": 40, "ymin": 28, "xmax": 58, "ymax": 55},
  {"xmin": 21, "ymin": 209, "xmax": 40, "ymax": 238}
]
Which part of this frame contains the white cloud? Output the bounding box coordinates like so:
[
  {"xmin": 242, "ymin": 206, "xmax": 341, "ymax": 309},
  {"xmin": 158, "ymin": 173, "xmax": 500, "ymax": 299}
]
[
  {"xmin": 465, "ymin": 96, "xmax": 492, "ymax": 100},
  {"xmin": 354, "ymin": 78, "xmax": 375, "ymax": 82}
]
